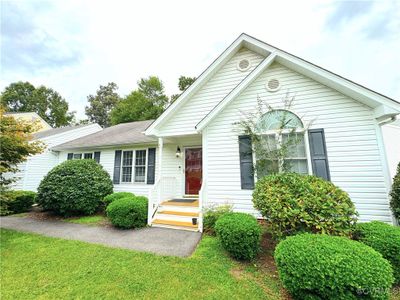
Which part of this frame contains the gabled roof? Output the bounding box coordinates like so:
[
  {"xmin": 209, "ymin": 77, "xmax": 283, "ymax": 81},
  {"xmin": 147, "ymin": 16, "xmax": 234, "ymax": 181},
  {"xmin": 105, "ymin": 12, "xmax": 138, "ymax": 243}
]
[
  {"xmin": 33, "ymin": 124, "xmax": 98, "ymax": 139},
  {"xmin": 146, "ymin": 33, "xmax": 400, "ymax": 135},
  {"xmin": 52, "ymin": 120, "xmax": 156, "ymax": 151},
  {"xmin": 5, "ymin": 111, "xmax": 52, "ymax": 132}
]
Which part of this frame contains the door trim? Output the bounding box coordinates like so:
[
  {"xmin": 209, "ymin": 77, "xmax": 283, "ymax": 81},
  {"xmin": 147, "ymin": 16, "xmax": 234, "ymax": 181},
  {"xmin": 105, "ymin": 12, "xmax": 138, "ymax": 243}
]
[{"xmin": 183, "ymin": 146, "xmax": 202, "ymax": 196}]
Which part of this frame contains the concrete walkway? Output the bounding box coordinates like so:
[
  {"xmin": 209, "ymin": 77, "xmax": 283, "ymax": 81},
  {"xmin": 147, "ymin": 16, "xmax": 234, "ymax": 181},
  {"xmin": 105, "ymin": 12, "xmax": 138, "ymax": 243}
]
[{"xmin": 0, "ymin": 216, "xmax": 202, "ymax": 257}]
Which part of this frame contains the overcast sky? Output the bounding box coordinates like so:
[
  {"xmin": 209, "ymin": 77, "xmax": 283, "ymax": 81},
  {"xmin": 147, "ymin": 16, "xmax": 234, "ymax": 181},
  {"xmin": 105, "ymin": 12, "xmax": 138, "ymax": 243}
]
[{"xmin": 1, "ymin": 0, "xmax": 399, "ymax": 119}]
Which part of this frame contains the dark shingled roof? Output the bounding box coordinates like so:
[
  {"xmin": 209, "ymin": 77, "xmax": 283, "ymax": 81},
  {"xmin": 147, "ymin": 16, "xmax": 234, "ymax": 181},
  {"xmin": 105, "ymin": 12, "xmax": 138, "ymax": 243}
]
[
  {"xmin": 33, "ymin": 124, "xmax": 95, "ymax": 139},
  {"xmin": 52, "ymin": 120, "xmax": 156, "ymax": 151}
]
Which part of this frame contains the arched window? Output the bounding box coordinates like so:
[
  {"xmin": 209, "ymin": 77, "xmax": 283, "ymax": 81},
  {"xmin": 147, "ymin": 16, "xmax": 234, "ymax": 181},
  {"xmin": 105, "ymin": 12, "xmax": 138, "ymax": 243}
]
[
  {"xmin": 257, "ymin": 110, "xmax": 303, "ymax": 132},
  {"xmin": 255, "ymin": 110, "xmax": 308, "ymax": 176}
]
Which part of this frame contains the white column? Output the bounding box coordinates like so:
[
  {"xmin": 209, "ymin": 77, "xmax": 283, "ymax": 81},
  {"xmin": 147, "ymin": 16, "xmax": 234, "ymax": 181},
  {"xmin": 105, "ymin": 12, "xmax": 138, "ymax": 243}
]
[{"xmin": 158, "ymin": 137, "xmax": 163, "ymax": 179}]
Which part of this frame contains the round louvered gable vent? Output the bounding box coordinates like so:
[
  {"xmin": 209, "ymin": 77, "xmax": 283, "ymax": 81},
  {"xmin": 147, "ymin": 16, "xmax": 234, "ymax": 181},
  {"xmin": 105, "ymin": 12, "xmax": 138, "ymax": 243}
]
[
  {"xmin": 236, "ymin": 59, "xmax": 251, "ymax": 71},
  {"xmin": 266, "ymin": 78, "xmax": 281, "ymax": 92}
]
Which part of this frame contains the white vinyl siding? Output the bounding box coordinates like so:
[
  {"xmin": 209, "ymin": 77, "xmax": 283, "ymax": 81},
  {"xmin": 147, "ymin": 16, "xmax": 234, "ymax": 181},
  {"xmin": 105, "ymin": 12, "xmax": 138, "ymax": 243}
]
[
  {"xmin": 59, "ymin": 146, "xmax": 160, "ymax": 197},
  {"xmin": 10, "ymin": 124, "xmax": 102, "ymax": 192},
  {"xmin": 158, "ymin": 48, "xmax": 265, "ymax": 136},
  {"xmin": 203, "ymin": 62, "xmax": 393, "ymax": 223}
]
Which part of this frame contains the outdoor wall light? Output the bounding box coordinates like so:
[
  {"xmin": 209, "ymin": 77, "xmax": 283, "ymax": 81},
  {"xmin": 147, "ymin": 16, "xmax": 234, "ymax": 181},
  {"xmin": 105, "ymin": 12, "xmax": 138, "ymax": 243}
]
[{"xmin": 176, "ymin": 146, "xmax": 181, "ymax": 158}]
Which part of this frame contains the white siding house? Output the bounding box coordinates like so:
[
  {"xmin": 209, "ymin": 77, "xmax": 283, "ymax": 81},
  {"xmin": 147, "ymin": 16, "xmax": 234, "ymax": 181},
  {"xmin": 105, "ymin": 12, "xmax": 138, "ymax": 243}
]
[
  {"xmin": 29, "ymin": 34, "xmax": 399, "ymax": 231},
  {"xmin": 12, "ymin": 124, "xmax": 102, "ymax": 191}
]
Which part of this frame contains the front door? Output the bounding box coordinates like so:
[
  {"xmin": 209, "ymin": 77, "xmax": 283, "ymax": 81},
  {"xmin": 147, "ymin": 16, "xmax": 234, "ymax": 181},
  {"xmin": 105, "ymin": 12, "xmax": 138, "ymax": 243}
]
[{"xmin": 185, "ymin": 148, "xmax": 202, "ymax": 195}]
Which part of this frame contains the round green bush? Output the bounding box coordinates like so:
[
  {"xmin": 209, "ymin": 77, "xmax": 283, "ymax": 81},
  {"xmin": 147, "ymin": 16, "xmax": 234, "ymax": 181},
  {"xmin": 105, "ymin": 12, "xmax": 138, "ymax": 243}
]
[
  {"xmin": 354, "ymin": 221, "xmax": 400, "ymax": 284},
  {"xmin": 253, "ymin": 173, "xmax": 357, "ymax": 238},
  {"xmin": 106, "ymin": 196, "xmax": 148, "ymax": 229},
  {"xmin": 215, "ymin": 212, "xmax": 261, "ymax": 260},
  {"xmin": 103, "ymin": 192, "xmax": 134, "ymax": 207},
  {"xmin": 0, "ymin": 190, "xmax": 36, "ymax": 215},
  {"xmin": 275, "ymin": 233, "xmax": 394, "ymax": 300},
  {"xmin": 37, "ymin": 160, "xmax": 113, "ymax": 216},
  {"xmin": 390, "ymin": 162, "xmax": 400, "ymax": 221}
]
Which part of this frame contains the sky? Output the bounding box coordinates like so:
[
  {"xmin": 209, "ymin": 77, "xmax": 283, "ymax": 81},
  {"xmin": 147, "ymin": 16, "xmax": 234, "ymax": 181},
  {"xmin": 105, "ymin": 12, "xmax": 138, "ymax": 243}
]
[{"xmin": 1, "ymin": 0, "xmax": 399, "ymax": 120}]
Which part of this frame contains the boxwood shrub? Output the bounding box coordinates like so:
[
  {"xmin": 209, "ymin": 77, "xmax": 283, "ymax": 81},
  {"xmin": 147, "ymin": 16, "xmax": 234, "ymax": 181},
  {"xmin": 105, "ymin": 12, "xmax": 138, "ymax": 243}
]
[
  {"xmin": 354, "ymin": 221, "xmax": 400, "ymax": 284},
  {"xmin": 0, "ymin": 190, "xmax": 36, "ymax": 216},
  {"xmin": 37, "ymin": 159, "xmax": 113, "ymax": 216},
  {"xmin": 215, "ymin": 212, "xmax": 261, "ymax": 260},
  {"xmin": 106, "ymin": 196, "xmax": 148, "ymax": 229},
  {"xmin": 103, "ymin": 192, "xmax": 134, "ymax": 207},
  {"xmin": 275, "ymin": 234, "xmax": 394, "ymax": 300},
  {"xmin": 390, "ymin": 162, "xmax": 400, "ymax": 221},
  {"xmin": 253, "ymin": 173, "xmax": 357, "ymax": 238}
]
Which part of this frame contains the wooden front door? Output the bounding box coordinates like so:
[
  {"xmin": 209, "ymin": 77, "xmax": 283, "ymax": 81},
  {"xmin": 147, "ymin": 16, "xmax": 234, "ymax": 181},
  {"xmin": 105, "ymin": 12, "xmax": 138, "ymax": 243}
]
[{"xmin": 185, "ymin": 148, "xmax": 202, "ymax": 195}]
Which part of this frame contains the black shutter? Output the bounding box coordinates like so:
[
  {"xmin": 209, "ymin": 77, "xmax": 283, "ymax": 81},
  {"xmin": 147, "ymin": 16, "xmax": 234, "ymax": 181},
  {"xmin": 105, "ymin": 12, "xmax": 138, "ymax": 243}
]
[
  {"xmin": 94, "ymin": 151, "xmax": 101, "ymax": 163},
  {"xmin": 308, "ymin": 129, "xmax": 331, "ymax": 181},
  {"xmin": 238, "ymin": 136, "xmax": 254, "ymax": 189},
  {"xmin": 113, "ymin": 150, "xmax": 122, "ymax": 184},
  {"xmin": 147, "ymin": 148, "xmax": 156, "ymax": 184},
  {"xmin": 67, "ymin": 153, "xmax": 73, "ymax": 160}
]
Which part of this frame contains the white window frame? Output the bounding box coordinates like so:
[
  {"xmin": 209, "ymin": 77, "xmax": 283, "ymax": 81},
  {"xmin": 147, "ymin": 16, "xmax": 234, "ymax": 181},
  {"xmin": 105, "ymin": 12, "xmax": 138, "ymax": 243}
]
[
  {"xmin": 253, "ymin": 128, "xmax": 312, "ymax": 181},
  {"xmin": 119, "ymin": 148, "xmax": 148, "ymax": 184},
  {"xmin": 71, "ymin": 152, "xmax": 95, "ymax": 160}
]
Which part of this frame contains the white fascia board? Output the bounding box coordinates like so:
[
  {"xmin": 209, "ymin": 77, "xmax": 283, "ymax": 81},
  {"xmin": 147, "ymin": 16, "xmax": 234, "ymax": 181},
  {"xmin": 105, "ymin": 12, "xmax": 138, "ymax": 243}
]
[
  {"xmin": 145, "ymin": 34, "xmax": 251, "ymax": 136},
  {"xmin": 195, "ymin": 53, "xmax": 277, "ymax": 131}
]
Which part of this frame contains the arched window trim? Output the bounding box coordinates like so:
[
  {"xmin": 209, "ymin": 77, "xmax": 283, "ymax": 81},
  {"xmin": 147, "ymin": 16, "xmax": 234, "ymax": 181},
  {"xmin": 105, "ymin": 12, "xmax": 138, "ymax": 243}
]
[{"xmin": 256, "ymin": 109, "xmax": 304, "ymax": 133}]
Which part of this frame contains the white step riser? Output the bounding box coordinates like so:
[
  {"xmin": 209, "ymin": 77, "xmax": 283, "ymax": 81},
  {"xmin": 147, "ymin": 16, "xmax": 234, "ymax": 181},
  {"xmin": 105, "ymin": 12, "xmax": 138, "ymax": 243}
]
[
  {"xmin": 159, "ymin": 205, "xmax": 200, "ymax": 213},
  {"xmin": 155, "ymin": 213, "xmax": 198, "ymax": 223}
]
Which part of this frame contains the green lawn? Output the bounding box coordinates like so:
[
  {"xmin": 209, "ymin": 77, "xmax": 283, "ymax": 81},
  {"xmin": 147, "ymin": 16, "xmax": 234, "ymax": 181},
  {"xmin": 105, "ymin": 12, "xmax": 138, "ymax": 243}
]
[
  {"xmin": 65, "ymin": 215, "xmax": 108, "ymax": 226},
  {"xmin": 0, "ymin": 229, "xmax": 284, "ymax": 300}
]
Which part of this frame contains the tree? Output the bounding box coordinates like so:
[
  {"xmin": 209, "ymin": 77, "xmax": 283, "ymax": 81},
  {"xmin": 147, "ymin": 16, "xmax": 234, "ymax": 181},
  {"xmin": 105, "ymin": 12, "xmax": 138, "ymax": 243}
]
[
  {"xmin": 171, "ymin": 76, "xmax": 196, "ymax": 102},
  {"xmin": 1, "ymin": 81, "xmax": 75, "ymax": 127},
  {"xmin": 85, "ymin": 82, "xmax": 120, "ymax": 128},
  {"xmin": 110, "ymin": 91, "xmax": 160, "ymax": 125},
  {"xmin": 137, "ymin": 76, "xmax": 169, "ymax": 109},
  {"xmin": 0, "ymin": 106, "xmax": 44, "ymax": 190},
  {"xmin": 110, "ymin": 76, "xmax": 169, "ymax": 125}
]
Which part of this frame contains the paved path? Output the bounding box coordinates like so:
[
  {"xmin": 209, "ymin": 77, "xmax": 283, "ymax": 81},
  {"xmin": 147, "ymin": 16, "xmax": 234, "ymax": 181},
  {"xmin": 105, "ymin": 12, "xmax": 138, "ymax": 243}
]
[{"xmin": 0, "ymin": 216, "xmax": 202, "ymax": 257}]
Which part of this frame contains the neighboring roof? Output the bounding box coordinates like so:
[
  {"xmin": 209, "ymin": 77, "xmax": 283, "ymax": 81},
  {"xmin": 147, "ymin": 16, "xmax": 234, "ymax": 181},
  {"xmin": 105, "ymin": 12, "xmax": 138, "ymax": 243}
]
[
  {"xmin": 146, "ymin": 33, "xmax": 400, "ymax": 135},
  {"xmin": 33, "ymin": 124, "xmax": 97, "ymax": 139},
  {"xmin": 52, "ymin": 120, "xmax": 156, "ymax": 151},
  {"xmin": 5, "ymin": 112, "xmax": 52, "ymax": 132}
]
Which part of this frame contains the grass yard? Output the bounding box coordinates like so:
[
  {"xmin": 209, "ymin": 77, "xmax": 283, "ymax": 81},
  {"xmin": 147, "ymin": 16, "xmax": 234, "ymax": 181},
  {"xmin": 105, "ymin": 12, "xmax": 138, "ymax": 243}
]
[
  {"xmin": 0, "ymin": 229, "xmax": 285, "ymax": 300},
  {"xmin": 65, "ymin": 215, "xmax": 109, "ymax": 226}
]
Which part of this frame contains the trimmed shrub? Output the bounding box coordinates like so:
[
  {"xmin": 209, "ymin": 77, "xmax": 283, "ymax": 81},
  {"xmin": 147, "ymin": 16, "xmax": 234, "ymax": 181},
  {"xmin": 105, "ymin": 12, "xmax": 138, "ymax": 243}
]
[
  {"xmin": 0, "ymin": 190, "xmax": 36, "ymax": 216},
  {"xmin": 354, "ymin": 221, "xmax": 400, "ymax": 284},
  {"xmin": 37, "ymin": 160, "xmax": 113, "ymax": 216},
  {"xmin": 103, "ymin": 192, "xmax": 134, "ymax": 207},
  {"xmin": 390, "ymin": 162, "xmax": 400, "ymax": 221},
  {"xmin": 215, "ymin": 212, "xmax": 261, "ymax": 260},
  {"xmin": 253, "ymin": 173, "xmax": 357, "ymax": 238},
  {"xmin": 275, "ymin": 233, "xmax": 394, "ymax": 300},
  {"xmin": 106, "ymin": 196, "xmax": 148, "ymax": 229},
  {"xmin": 203, "ymin": 204, "xmax": 232, "ymax": 235}
]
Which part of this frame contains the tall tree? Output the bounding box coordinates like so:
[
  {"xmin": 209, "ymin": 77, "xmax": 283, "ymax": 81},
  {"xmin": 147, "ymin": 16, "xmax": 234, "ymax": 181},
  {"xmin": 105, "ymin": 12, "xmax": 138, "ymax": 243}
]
[
  {"xmin": 171, "ymin": 76, "xmax": 196, "ymax": 102},
  {"xmin": 110, "ymin": 91, "xmax": 158, "ymax": 125},
  {"xmin": 0, "ymin": 105, "xmax": 44, "ymax": 190},
  {"xmin": 1, "ymin": 81, "xmax": 75, "ymax": 127},
  {"xmin": 85, "ymin": 82, "xmax": 120, "ymax": 128},
  {"xmin": 137, "ymin": 76, "xmax": 169, "ymax": 109},
  {"xmin": 110, "ymin": 76, "xmax": 169, "ymax": 125}
]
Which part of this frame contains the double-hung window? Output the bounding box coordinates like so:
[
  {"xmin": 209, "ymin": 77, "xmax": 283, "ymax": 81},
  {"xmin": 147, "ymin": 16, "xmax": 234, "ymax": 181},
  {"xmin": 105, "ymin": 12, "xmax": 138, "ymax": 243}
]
[
  {"xmin": 255, "ymin": 110, "xmax": 308, "ymax": 177},
  {"xmin": 134, "ymin": 150, "xmax": 146, "ymax": 183},
  {"xmin": 120, "ymin": 150, "xmax": 147, "ymax": 183},
  {"xmin": 121, "ymin": 151, "xmax": 133, "ymax": 183}
]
